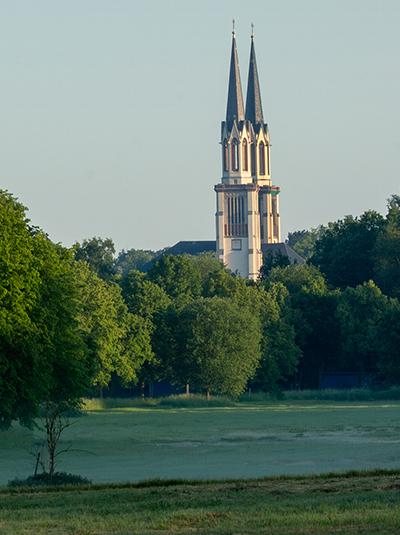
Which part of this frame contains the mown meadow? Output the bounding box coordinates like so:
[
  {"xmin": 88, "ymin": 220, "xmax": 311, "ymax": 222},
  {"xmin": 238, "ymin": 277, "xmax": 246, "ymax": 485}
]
[
  {"xmin": 2, "ymin": 395, "xmax": 400, "ymax": 486},
  {"xmin": 2, "ymin": 395, "xmax": 400, "ymax": 534},
  {"xmin": 2, "ymin": 470, "xmax": 400, "ymax": 534}
]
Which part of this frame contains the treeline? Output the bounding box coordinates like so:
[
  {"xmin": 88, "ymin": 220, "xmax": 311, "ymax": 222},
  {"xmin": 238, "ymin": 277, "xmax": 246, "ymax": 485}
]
[{"xmin": 2, "ymin": 190, "xmax": 400, "ymax": 430}]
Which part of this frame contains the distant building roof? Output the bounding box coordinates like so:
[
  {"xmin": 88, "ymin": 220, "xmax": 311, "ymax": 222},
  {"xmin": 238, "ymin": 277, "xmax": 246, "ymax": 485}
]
[
  {"xmin": 140, "ymin": 240, "xmax": 304, "ymax": 274},
  {"xmin": 261, "ymin": 243, "xmax": 305, "ymax": 264},
  {"xmin": 140, "ymin": 240, "xmax": 216, "ymax": 272}
]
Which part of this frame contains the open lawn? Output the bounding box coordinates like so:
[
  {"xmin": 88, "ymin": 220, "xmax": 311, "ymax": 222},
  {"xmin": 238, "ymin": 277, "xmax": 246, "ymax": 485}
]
[
  {"xmin": 1, "ymin": 399, "xmax": 400, "ymax": 486},
  {"xmin": 1, "ymin": 471, "xmax": 400, "ymax": 534}
]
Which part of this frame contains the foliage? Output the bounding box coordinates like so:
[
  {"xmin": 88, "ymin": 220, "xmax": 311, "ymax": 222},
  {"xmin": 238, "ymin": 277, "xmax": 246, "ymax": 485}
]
[
  {"xmin": 0, "ymin": 191, "xmax": 89, "ymax": 430},
  {"xmin": 254, "ymin": 283, "xmax": 301, "ymax": 394},
  {"xmin": 335, "ymin": 281, "xmax": 391, "ymax": 374},
  {"xmin": 159, "ymin": 297, "xmax": 261, "ymax": 398},
  {"xmin": 265, "ymin": 264, "xmax": 341, "ymax": 388},
  {"xmin": 147, "ymin": 254, "xmax": 202, "ymax": 306},
  {"xmin": 286, "ymin": 226, "xmax": 326, "ymax": 260},
  {"xmin": 184, "ymin": 251, "xmax": 223, "ymax": 280},
  {"xmin": 114, "ymin": 248, "xmax": 158, "ymax": 277},
  {"xmin": 259, "ymin": 248, "xmax": 291, "ymax": 279},
  {"xmin": 8, "ymin": 472, "xmax": 91, "ymax": 488},
  {"xmin": 372, "ymin": 200, "xmax": 400, "ymax": 299},
  {"xmin": 74, "ymin": 261, "xmax": 152, "ymax": 394},
  {"xmin": 74, "ymin": 237, "xmax": 116, "ymax": 280},
  {"xmin": 309, "ymin": 211, "xmax": 385, "ymax": 289}
]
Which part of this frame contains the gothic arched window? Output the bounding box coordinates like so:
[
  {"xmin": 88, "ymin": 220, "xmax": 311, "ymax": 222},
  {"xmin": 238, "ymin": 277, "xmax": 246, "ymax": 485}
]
[
  {"xmin": 242, "ymin": 139, "xmax": 248, "ymax": 171},
  {"xmin": 259, "ymin": 141, "xmax": 265, "ymax": 175},
  {"xmin": 251, "ymin": 143, "xmax": 256, "ymax": 175},
  {"xmin": 231, "ymin": 138, "xmax": 239, "ymax": 172},
  {"xmin": 223, "ymin": 139, "xmax": 229, "ymax": 172}
]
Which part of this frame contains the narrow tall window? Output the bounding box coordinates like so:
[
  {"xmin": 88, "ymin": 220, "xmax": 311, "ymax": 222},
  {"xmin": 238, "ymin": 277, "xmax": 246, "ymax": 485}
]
[
  {"xmin": 266, "ymin": 142, "xmax": 270, "ymax": 175},
  {"xmin": 259, "ymin": 142, "xmax": 265, "ymax": 175},
  {"xmin": 251, "ymin": 143, "xmax": 256, "ymax": 175},
  {"xmin": 223, "ymin": 140, "xmax": 229, "ymax": 172},
  {"xmin": 242, "ymin": 139, "xmax": 248, "ymax": 171},
  {"xmin": 231, "ymin": 138, "xmax": 239, "ymax": 172}
]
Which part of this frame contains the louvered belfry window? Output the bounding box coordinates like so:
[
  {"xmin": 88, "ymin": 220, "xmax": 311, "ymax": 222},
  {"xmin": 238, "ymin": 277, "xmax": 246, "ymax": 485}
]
[{"xmin": 224, "ymin": 194, "xmax": 248, "ymax": 237}]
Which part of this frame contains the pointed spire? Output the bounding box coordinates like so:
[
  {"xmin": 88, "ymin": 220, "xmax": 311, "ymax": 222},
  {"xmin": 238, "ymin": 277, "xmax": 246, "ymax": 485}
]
[
  {"xmin": 226, "ymin": 22, "xmax": 245, "ymax": 126},
  {"xmin": 245, "ymin": 27, "xmax": 264, "ymax": 125}
]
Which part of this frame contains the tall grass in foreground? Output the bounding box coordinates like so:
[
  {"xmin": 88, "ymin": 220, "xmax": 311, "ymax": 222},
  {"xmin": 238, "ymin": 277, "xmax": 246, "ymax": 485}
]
[
  {"xmin": 283, "ymin": 386, "xmax": 400, "ymax": 402},
  {"xmin": 83, "ymin": 393, "xmax": 236, "ymax": 411},
  {"xmin": 83, "ymin": 387, "xmax": 400, "ymax": 410},
  {"xmin": 2, "ymin": 470, "xmax": 400, "ymax": 535}
]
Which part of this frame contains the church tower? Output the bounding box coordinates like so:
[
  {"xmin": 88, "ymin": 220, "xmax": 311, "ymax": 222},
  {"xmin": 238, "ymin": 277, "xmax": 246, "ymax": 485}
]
[{"xmin": 215, "ymin": 26, "xmax": 281, "ymax": 279}]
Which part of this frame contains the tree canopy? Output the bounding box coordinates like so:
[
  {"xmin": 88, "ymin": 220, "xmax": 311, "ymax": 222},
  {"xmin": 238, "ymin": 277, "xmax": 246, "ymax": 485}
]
[{"xmin": 0, "ymin": 191, "xmax": 89, "ymax": 429}]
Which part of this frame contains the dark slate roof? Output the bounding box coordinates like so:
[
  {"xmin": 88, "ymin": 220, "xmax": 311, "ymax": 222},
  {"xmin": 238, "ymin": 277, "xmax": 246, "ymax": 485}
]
[
  {"xmin": 226, "ymin": 33, "xmax": 245, "ymax": 126},
  {"xmin": 140, "ymin": 241, "xmax": 216, "ymax": 273},
  {"xmin": 245, "ymin": 36, "xmax": 264, "ymax": 125},
  {"xmin": 261, "ymin": 243, "xmax": 305, "ymax": 264}
]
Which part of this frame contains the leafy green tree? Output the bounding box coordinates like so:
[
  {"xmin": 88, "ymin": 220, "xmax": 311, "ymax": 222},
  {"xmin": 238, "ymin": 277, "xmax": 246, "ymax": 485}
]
[
  {"xmin": 375, "ymin": 297, "xmax": 400, "ymax": 384},
  {"xmin": 115, "ymin": 248, "xmax": 158, "ymax": 277},
  {"xmin": 184, "ymin": 252, "xmax": 223, "ymax": 281},
  {"xmin": 265, "ymin": 264, "xmax": 341, "ymax": 389},
  {"xmin": 286, "ymin": 226, "xmax": 326, "ymax": 260},
  {"xmin": 74, "ymin": 261, "xmax": 152, "ymax": 396},
  {"xmin": 0, "ymin": 191, "xmax": 89, "ymax": 429},
  {"xmin": 372, "ymin": 199, "xmax": 400, "ymax": 299},
  {"xmin": 147, "ymin": 255, "xmax": 202, "ymax": 306},
  {"xmin": 310, "ymin": 211, "xmax": 385, "ymax": 289},
  {"xmin": 253, "ymin": 283, "xmax": 301, "ymax": 395},
  {"xmin": 203, "ymin": 269, "xmax": 299, "ymax": 394},
  {"xmin": 259, "ymin": 249, "xmax": 291, "ymax": 279},
  {"xmin": 335, "ymin": 281, "xmax": 390, "ymax": 374},
  {"xmin": 162, "ymin": 297, "xmax": 261, "ymax": 398},
  {"xmin": 74, "ymin": 237, "xmax": 116, "ymax": 280},
  {"xmin": 119, "ymin": 270, "xmax": 171, "ymax": 385}
]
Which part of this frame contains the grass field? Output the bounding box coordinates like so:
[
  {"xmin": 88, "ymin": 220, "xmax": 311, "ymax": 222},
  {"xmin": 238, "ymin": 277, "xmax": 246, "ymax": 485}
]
[
  {"xmin": 2, "ymin": 398, "xmax": 400, "ymax": 486},
  {"xmin": 1, "ymin": 470, "xmax": 400, "ymax": 534}
]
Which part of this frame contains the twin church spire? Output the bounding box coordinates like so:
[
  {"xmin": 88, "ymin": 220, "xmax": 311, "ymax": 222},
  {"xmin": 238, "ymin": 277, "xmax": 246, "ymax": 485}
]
[
  {"xmin": 215, "ymin": 26, "xmax": 281, "ymax": 280},
  {"xmin": 226, "ymin": 28, "xmax": 264, "ymax": 129}
]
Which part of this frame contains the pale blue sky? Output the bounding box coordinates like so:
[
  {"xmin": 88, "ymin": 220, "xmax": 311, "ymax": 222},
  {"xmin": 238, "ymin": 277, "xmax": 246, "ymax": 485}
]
[{"xmin": 1, "ymin": 0, "xmax": 399, "ymax": 253}]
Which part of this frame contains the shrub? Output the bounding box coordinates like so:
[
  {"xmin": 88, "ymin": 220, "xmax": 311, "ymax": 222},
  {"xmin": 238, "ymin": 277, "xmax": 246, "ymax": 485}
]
[{"xmin": 8, "ymin": 472, "xmax": 92, "ymax": 488}]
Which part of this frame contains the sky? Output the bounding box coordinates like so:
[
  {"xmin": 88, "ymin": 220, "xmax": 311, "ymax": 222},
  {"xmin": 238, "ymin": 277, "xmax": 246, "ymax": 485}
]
[{"xmin": 1, "ymin": 0, "xmax": 399, "ymax": 254}]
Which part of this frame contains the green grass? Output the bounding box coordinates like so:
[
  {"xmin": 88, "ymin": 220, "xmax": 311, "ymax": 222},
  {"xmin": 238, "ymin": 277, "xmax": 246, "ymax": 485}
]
[
  {"xmin": 82, "ymin": 393, "xmax": 236, "ymax": 410},
  {"xmin": 2, "ymin": 397, "xmax": 400, "ymax": 488},
  {"xmin": 1, "ymin": 470, "xmax": 400, "ymax": 534}
]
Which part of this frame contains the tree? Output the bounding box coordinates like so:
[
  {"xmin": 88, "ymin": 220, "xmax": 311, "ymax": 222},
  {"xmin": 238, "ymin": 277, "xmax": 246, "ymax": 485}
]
[
  {"xmin": 184, "ymin": 252, "xmax": 223, "ymax": 281},
  {"xmin": 372, "ymin": 198, "xmax": 400, "ymax": 299},
  {"xmin": 163, "ymin": 297, "xmax": 261, "ymax": 398},
  {"xmin": 253, "ymin": 283, "xmax": 301, "ymax": 395},
  {"xmin": 115, "ymin": 248, "xmax": 158, "ymax": 277},
  {"xmin": 265, "ymin": 264, "xmax": 341, "ymax": 389},
  {"xmin": 0, "ymin": 191, "xmax": 89, "ymax": 429},
  {"xmin": 286, "ymin": 226, "xmax": 326, "ymax": 260},
  {"xmin": 119, "ymin": 270, "xmax": 171, "ymax": 385},
  {"xmin": 73, "ymin": 261, "xmax": 152, "ymax": 396},
  {"xmin": 259, "ymin": 249, "xmax": 291, "ymax": 279},
  {"xmin": 74, "ymin": 237, "xmax": 116, "ymax": 280},
  {"xmin": 335, "ymin": 281, "xmax": 390, "ymax": 375},
  {"xmin": 147, "ymin": 255, "xmax": 202, "ymax": 306},
  {"xmin": 309, "ymin": 211, "xmax": 385, "ymax": 289}
]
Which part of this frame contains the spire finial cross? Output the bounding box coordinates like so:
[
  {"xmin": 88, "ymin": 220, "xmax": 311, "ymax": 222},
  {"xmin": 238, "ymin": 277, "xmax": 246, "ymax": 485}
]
[
  {"xmin": 251, "ymin": 21, "xmax": 254, "ymax": 39},
  {"xmin": 232, "ymin": 18, "xmax": 236, "ymax": 35}
]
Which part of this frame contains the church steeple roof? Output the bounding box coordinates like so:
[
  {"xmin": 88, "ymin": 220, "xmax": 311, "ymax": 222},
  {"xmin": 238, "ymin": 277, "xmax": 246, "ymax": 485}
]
[
  {"xmin": 245, "ymin": 31, "xmax": 264, "ymax": 125},
  {"xmin": 226, "ymin": 28, "xmax": 245, "ymax": 126}
]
